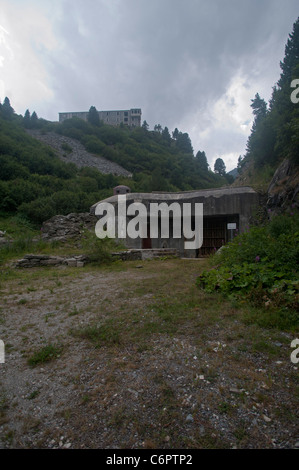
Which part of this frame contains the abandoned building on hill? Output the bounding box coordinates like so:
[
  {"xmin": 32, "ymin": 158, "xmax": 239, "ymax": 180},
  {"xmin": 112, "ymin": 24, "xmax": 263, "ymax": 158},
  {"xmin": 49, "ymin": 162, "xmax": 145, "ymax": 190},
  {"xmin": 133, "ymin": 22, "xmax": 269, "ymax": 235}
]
[
  {"xmin": 90, "ymin": 186, "xmax": 260, "ymax": 258},
  {"xmin": 59, "ymin": 108, "xmax": 142, "ymax": 127}
]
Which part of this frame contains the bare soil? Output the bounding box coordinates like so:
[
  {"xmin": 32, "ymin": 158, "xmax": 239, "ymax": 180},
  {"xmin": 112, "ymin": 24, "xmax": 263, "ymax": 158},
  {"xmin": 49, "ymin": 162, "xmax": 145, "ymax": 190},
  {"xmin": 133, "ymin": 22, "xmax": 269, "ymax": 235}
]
[{"xmin": 0, "ymin": 258, "xmax": 298, "ymax": 449}]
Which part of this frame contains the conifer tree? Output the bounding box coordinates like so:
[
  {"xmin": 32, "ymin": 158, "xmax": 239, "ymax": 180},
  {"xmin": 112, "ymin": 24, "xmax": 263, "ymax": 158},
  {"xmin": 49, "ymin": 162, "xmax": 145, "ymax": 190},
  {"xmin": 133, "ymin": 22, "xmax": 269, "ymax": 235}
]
[
  {"xmin": 196, "ymin": 150, "xmax": 209, "ymax": 172},
  {"xmin": 24, "ymin": 109, "xmax": 31, "ymax": 128},
  {"xmin": 1, "ymin": 97, "xmax": 14, "ymax": 119},
  {"xmin": 214, "ymin": 158, "xmax": 226, "ymax": 176},
  {"xmin": 87, "ymin": 106, "xmax": 100, "ymax": 126},
  {"xmin": 278, "ymin": 17, "xmax": 299, "ymax": 88}
]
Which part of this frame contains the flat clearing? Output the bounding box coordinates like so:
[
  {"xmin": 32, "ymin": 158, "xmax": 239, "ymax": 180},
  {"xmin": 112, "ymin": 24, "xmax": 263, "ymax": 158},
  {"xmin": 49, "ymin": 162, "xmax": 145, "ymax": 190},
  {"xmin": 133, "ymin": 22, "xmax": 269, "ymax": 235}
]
[{"xmin": 0, "ymin": 258, "xmax": 298, "ymax": 449}]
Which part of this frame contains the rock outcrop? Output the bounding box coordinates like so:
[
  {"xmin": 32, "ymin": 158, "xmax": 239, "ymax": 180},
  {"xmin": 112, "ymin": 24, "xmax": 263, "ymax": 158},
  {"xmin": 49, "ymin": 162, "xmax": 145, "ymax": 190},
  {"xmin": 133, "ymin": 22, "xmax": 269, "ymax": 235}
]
[
  {"xmin": 41, "ymin": 212, "xmax": 97, "ymax": 242},
  {"xmin": 266, "ymin": 159, "xmax": 299, "ymax": 216}
]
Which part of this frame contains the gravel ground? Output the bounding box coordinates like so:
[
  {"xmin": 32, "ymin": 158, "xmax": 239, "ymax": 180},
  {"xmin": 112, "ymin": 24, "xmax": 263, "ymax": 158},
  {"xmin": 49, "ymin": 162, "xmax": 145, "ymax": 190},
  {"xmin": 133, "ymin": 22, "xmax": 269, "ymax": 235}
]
[{"xmin": 0, "ymin": 259, "xmax": 298, "ymax": 449}]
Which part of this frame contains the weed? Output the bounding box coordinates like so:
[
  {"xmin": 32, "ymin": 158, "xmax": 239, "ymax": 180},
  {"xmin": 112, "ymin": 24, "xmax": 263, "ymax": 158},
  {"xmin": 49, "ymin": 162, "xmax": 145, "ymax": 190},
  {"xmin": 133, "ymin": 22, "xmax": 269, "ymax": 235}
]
[
  {"xmin": 218, "ymin": 401, "xmax": 233, "ymax": 414},
  {"xmin": 27, "ymin": 343, "xmax": 63, "ymax": 367},
  {"xmin": 68, "ymin": 306, "xmax": 79, "ymax": 317},
  {"xmin": 71, "ymin": 320, "xmax": 121, "ymax": 347},
  {"xmin": 27, "ymin": 390, "xmax": 40, "ymax": 400}
]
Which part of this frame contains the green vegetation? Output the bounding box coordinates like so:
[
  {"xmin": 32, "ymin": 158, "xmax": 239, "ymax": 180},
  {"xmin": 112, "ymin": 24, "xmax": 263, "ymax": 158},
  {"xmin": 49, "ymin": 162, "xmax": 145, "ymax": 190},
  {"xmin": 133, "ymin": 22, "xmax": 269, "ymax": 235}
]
[
  {"xmin": 0, "ymin": 104, "xmax": 122, "ymax": 225},
  {"xmin": 0, "ymin": 95, "xmax": 231, "ymax": 227},
  {"xmin": 239, "ymin": 17, "xmax": 299, "ymax": 173},
  {"xmin": 81, "ymin": 231, "xmax": 123, "ymax": 264},
  {"xmin": 197, "ymin": 213, "xmax": 299, "ymax": 329},
  {"xmin": 27, "ymin": 343, "xmax": 63, "ymax": 367}
]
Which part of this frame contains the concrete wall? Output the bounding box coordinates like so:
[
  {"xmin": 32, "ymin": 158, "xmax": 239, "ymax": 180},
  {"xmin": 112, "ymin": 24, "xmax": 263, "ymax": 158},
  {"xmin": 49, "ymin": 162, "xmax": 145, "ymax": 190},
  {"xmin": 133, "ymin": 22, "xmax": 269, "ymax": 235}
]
[{"xmin": 91, "ymin": 186, "xmax": 260, "ymax": 257}]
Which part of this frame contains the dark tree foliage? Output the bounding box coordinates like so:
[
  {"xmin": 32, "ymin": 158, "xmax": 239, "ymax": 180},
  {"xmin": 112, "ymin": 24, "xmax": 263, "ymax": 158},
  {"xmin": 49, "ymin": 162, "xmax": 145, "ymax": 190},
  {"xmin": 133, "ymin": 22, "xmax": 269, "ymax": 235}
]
[
  {"xmin": 172, "ymin": 128, "xmax": 179, "ymax": 140},
  {"xmin": 161, "ymin": 126, "xmax": 171, "ymax": 145},
  {"xmin": 278, "ymin": 17, "xmax": 299, "ymax": 89},
  {"xmin": 31, "ymin": 111, "xmax": 39, "ymax": 128},
  {"xmin": 195, "ymin": 150, "xmax": 209, "ymax": 172},
  {"xmin": 0, "ymin": 97, "xmax": 231, "ymax": 224},
  {"xmin": 1, "ymin": 97, "xmax": 14, "ymax": 120},
  {"xmin": 23, "ymin": 109, "xmax": 31, "ymax": 128},
  {"xmin": 214, "ymin": 158, "xmax": 226, "ymax": 176},
  {"xmin": 87, "ymin": 106, "xmax": 100, "ymax": 126},
  {"xmin": 244, "ymin": 17, "xmax": 299, "ymax": 168},
  {"xmin": 175, "ymin": 132, "xmax": 193, "ymax": 155},
  {"xmin": 142, "ymin": 120, "xmax": 149, "ymax": 130}
]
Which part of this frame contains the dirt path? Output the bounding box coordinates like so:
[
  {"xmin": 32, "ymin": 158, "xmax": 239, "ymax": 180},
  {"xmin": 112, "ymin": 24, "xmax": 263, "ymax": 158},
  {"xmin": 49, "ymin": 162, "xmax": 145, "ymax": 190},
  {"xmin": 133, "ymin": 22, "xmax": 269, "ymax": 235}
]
[{"xmin": 0, "ymin": 259, "xmax": 298, "ymax": 449}]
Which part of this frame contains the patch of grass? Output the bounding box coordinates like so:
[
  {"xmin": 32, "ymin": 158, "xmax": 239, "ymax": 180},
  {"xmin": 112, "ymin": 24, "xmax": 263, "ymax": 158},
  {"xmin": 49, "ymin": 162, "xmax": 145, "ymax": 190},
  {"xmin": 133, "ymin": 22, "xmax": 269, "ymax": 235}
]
[
  {"xmin": 61, "ymin": 142, "xmax": 73, "ymax": 154},
  {"xmin": 233, "ymin": 421, "xmax": 249, "ymax": 444},
  {"xmin": 27, "ymin": 390, "xmax": 40, "ymax": 400},
  {"xmin": 251, "ymin": 339, "xmax": 281, "ymax": 356},
  {"xmin": 71, "ymin": 320, "xmax": 121, "ymax": 347},
  {"xmin": 27, "ymin": 343, "xmax": 63, "ymax": 367},
  {"xmin": 68, "ymin": 306, "xmax": 79, "ymax": 317},
  {"xmin": 243, "ymin": 305, "xmax": 299, "ymax": 332},
  {"xmin": 218, "ymin": 401, "xmax": 234, "ymax": 415}
]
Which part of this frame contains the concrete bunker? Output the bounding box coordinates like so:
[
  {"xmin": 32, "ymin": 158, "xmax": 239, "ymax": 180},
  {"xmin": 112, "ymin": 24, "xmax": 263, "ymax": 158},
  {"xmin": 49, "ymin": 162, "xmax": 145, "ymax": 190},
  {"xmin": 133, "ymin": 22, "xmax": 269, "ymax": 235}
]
[{"xmin": 90, "ymin": 186, "xmax": 260, "ymax": 258}]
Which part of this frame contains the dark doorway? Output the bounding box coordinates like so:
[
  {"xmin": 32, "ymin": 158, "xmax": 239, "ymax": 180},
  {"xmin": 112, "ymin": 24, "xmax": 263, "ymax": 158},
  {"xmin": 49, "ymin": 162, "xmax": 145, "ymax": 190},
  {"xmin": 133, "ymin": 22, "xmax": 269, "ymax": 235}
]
[
  {"xmin": 198, "ymin": 216, "xmax": 228, "ymax": 256},
  {"xmin": 142, "ymin": 223, "xmax": 152, "ymax": 249}
]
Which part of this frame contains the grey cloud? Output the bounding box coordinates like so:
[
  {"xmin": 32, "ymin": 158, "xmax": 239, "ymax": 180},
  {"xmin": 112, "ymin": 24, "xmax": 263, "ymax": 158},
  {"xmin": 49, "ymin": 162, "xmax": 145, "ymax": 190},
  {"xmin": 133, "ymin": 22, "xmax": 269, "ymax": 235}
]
[{"xmin": 29, "ymin": 0, "xmax": 298, "ymax": 167}]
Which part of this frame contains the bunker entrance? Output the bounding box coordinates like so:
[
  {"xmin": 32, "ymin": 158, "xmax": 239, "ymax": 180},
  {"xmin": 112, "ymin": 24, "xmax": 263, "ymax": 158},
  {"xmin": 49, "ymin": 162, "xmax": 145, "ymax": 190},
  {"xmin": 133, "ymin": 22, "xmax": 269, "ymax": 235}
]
[{"xmin": 198, "ymin": 215, "xmax": 239, "ymax": 257}]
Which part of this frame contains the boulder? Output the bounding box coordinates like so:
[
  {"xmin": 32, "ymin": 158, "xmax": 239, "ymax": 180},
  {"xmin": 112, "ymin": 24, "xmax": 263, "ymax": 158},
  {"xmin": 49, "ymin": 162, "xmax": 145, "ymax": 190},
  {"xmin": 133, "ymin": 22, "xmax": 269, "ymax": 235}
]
[{"xmin": 41, "ymin": 212, "xmax": 97, "ymax": 242}]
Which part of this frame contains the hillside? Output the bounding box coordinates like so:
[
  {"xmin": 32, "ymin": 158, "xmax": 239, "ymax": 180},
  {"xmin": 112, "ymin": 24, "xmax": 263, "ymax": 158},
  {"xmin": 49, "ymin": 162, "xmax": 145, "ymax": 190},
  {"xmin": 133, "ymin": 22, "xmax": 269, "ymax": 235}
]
[
  {"xmin": 34, "ymin": 114, "xmax": 231, "ymax": 191},
  {"xmin": 25, "ymin": 129, "xmax": 132, "ymax": 178},
  {"xmin": 234, "ymin": 18, "xmax": 299, "ymax": 214},
  {"xmin": 0, "ymin": 101, "xmax": 231, "ymax": 226}
]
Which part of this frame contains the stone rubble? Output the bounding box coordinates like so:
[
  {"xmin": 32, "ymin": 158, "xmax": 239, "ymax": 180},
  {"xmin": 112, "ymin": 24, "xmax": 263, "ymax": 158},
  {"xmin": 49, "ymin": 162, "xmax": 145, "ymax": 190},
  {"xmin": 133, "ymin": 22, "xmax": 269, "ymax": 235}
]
[
  {"xmin": 41, "ymin": 212, "xmax": 97, "ymax": 243},
  {"xmin": 26, "ymin": 129, "xmax": 132, "ymax": 177},
  {"xmin": 14, "ymin": 254, "xmax": 89, "ymax": 268}
]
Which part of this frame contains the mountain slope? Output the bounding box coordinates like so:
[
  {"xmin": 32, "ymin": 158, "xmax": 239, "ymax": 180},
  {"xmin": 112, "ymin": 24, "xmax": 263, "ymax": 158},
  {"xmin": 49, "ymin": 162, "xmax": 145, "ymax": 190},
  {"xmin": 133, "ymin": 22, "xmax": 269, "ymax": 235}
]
[
  {"xmin": 0, "ymin": 102, "xmax": 231, "ymax": 225},
  {"xmin": 26, "ymin": 129, "xmax": 132, "ymax": 177}
]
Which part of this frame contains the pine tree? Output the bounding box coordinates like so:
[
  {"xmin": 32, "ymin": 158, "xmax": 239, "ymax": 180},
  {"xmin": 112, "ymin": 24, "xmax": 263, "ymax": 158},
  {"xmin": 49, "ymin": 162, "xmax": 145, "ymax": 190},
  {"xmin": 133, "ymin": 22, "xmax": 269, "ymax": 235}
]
[
  {"xmin": 154, "ymin": 124, "xmax": 162, "ymax": 133},
  {"xmin": 195, "ymin": 150, "xmax": 209, "ymax": 172},
  {"xmin": 244, "ymin": 17, "xmax": 299, "ymax": 167},
  {"xmin": 278, "ymin": 17, "xmax": 299, "ymax": 88},
  {"xmin": 172, "ymin": 128, "xmax": 179, "ymax": 140},
  {"xmin": 250, "ymin": 93, "xmax": 268, "ymax": 127},
  {"xmin": 162, "ymin": 126, "xmax": 171, "ymax": 144},
  {"xmin": 31, "ymin": 111, "xmax": 38, "ymax": 128},
  {"xmin": 176, "ymin": 132, "xmax": 193, "ymax": 155},
  {"xmin": 87, "ymin": 106, "xmax": 100, "ymax": 126},
  {"xmin": 24, "ymin": 109, "xmax": 31, "ymax": 128},
  {"xmin": 1, "ymin": 97, "xmax": 14, "ymax": 119},
  {"xmin": 214, "ymin": 158, "xmax": 226, "ymax": 176},
  {"xmin": 142, "ymin": 120, "xmax": 149, "ymax": 131}
]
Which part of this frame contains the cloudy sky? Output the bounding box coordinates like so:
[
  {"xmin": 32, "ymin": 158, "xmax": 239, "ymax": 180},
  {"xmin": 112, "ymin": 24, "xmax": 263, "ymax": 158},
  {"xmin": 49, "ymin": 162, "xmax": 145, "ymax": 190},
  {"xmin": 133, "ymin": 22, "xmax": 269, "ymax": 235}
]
[{"xmin": 0, "ymin": 0, "xmax": 298, "ymax": 171}]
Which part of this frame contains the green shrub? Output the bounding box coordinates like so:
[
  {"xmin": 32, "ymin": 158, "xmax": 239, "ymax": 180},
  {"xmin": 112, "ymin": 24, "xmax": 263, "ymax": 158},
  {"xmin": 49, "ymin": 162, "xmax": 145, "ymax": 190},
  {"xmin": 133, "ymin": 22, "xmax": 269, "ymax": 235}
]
[
  {"xmin": 27, "ymin": 343, "xmax": 63, "ymax": 366},
  {"xmin": 197, "ymin": 213, "xmax": 299, "ymax": 328},
  {"xmin": 81, "ymin": 231, "xmax": 122, "ymax": 264}
]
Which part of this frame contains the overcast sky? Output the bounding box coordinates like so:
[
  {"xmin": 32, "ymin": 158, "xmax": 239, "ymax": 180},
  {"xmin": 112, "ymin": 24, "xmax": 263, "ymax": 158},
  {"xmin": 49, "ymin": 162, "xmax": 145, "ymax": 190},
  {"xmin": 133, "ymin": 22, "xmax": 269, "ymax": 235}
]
[{"xmin": 0, "ymin": 0, "xmax": 298, "ymax": 171}]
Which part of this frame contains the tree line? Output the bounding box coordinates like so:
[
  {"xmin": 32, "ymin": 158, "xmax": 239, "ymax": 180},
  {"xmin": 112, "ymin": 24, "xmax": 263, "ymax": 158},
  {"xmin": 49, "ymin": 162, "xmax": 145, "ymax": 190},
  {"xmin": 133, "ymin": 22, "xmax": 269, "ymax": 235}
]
[
  {"xmin": 0, "ymin": 99, "xmax": 232, "ymax": 225},
  {"xmin": 239, "ymin": 17, "xmax": 299, "ymax": 172}
]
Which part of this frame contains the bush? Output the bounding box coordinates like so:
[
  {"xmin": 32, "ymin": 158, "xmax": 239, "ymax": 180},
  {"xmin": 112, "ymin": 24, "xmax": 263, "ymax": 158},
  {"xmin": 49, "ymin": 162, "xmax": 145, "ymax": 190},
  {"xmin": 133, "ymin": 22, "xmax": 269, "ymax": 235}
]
[
  {"xmin": 81, "ymin": 231, "xmax": 119, "ymax": 264},
  {"xmin": 197, "ymin": 213, "xmax": 299, "ymax": 328},
  {"xmin": 18, "ymin": 197, "xmax": 56, "ymax": 224},
  {"xmin": 27, "ymin": 343, "xmax": 63, "ymax": 366}
]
